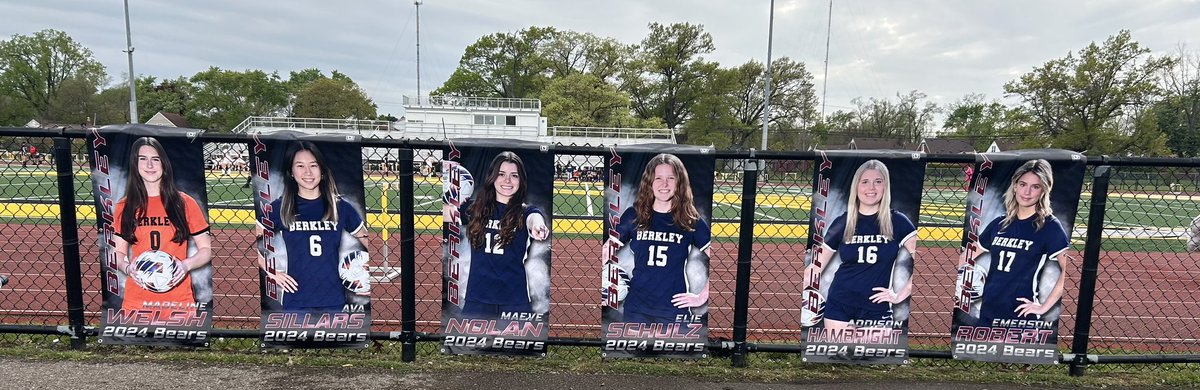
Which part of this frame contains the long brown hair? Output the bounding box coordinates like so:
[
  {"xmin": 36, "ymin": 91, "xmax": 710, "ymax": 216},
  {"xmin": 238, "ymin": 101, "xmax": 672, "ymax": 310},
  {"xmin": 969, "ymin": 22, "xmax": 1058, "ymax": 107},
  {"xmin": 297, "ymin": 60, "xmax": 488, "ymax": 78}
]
[
  {"xmin": 633, "ymin": 154, "xmax": 699, "ymax": 231},
  {"xmin": 119, "ymin": 137, "xmax": 190, "ymax": 245},
  {"xmin": 467, "ymin": 152, "xmax": 528, "ymax": 249},
  {"xmin": 281, "ymin": 141, "xmax": 339, "ymax": 226}
]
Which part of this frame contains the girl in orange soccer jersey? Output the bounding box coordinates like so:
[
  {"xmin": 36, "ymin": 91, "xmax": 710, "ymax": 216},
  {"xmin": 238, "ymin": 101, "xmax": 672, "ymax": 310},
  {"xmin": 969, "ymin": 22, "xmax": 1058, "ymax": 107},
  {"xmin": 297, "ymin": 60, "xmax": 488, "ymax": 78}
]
[{"xmin": 113, "ymin": 137, "xmax": 213, "ymax": 310}]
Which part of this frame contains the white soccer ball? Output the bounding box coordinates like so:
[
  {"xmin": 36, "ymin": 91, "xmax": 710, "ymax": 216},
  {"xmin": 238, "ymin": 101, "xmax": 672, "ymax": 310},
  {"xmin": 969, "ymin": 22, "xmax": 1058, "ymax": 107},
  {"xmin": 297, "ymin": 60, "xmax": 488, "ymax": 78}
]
[
  {"xmin": 601, "ymin": 262, "xmax": 630, "ymax": 303},
  {"xmin": 339, "ymin": 250, "xmax": 371, "ymax": 294},
  {"xmin": 442, "ymin": 162, "xmax": 474, "ymax": 203},
  {"xmin": 133, "ymin": 250, "xmax": 180, "ymax": 293},
  {"xmin": 799, "ymin": 288, "xmax": 826, "ymax": 328}
]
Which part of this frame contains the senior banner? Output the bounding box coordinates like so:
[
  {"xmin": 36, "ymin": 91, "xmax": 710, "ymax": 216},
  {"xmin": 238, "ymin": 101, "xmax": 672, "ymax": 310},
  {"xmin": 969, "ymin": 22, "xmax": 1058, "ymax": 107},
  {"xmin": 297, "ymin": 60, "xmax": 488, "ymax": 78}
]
[
  {"xmin": 951, "ymin": 150, "xmax": 1085, "ymax": 364},
  {"xmin": 800, "ymin": 150, "xmax": 925, "ymax": 364},
  {"xmin": 441, "ymin": 139, "xmax": 553, "ymax": 356},
  {"xmin": 89, "ymin": 125, "xmax": 213, "ymax": 346},
  {"xmin": 601, "ymin": 144, "xmax": 715, "ymax": 359},
  {"xmin": 251, "ymin": 131, "xmax": 371, "ymax": 349}
]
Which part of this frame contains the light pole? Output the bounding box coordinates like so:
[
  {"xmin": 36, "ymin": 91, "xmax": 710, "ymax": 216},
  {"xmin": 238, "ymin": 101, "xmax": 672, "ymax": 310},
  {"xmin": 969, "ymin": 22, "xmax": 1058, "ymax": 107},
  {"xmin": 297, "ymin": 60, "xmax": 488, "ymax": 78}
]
[
  {"xmin": 123, "ymin": 0, "xmax": 138, "ymax": 123},
  {"xmin": 760, "ymin": 0, "xmax": 775, "ymax": 151},
  {"xmin": 415, "ymin": 0, "xmax": 423, "ymax": 102}
]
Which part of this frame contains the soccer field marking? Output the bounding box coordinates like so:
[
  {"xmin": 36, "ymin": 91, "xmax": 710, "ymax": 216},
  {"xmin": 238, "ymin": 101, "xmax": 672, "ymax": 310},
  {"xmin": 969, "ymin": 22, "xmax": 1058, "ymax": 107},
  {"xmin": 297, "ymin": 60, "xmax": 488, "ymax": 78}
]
[
  {"xmin": 714, "ymin": 201, "xmax": 781, "ymax": 221},
  {"xmin": 0, "ymin": 195, "xmax": 59, "ymax": 201},
  {"xmin": 209, "ymin": 199, "xmax": 252, "ymax": 206}
]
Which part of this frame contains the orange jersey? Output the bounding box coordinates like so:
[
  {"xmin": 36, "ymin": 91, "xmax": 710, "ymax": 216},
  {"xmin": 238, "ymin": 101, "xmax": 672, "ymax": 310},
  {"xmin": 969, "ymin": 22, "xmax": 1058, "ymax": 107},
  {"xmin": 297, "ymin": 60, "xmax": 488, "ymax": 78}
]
[{"xmin": 114, "ymin": 192, "xmax": 210, "ymax": 310}]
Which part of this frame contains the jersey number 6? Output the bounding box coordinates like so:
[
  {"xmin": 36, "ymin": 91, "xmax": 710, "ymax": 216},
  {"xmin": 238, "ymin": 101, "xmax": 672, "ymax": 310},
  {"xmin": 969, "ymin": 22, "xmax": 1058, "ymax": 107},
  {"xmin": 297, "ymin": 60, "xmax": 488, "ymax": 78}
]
[{"xmin": 310, "ymin": 236, "xmax": 322, "ymax": 256}]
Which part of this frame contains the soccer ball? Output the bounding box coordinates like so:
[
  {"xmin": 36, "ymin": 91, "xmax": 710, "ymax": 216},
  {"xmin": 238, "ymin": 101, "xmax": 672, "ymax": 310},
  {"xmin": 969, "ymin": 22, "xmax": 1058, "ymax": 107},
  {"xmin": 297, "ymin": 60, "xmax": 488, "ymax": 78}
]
[
  {"xmin": 133, "ymin": 250, "xmax": 180, "ymax": 293},
  {"xmin": 441, "ymin": 162, "xmax": 474, "ymax": 204},
  {"xmin": 799, "ymin": 288, "xmax": 826, "ymax": 328},
  {"xmin": 954, "ymin": 264, "xmax": 985, "ymax": 305},
  {"xmin": 339, "ymin": 250, "xmax": 371, "ymax": 294},
  {"xmin": 601, "ymin": 262, "xmax": 630, "ymax": 303}
]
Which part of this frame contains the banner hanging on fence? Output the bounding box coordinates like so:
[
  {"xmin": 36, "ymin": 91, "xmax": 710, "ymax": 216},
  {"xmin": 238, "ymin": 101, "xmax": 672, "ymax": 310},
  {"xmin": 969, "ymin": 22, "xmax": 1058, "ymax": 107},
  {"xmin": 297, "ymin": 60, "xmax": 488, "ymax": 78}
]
[
  {"xmin": 88, "ymin": 125, "xmax": 213, "ymax": 346},
  {"xmin": 251, "ymin": 131, "xmax": 371, "ymax": 349},
  {"xmin": 601, "ymin": 144, "xmax": 715, "ymax": 359},
  {"xmin": 440, "ymin": 139, "xmax": 553, "ymax": 356},
  {"xmin": 950, "ymin": 150, "xmax": 1085, "ymax": 364},
  {"xmin": 800, "ymin": 150, "xmax": 925, "ymax": 364}
]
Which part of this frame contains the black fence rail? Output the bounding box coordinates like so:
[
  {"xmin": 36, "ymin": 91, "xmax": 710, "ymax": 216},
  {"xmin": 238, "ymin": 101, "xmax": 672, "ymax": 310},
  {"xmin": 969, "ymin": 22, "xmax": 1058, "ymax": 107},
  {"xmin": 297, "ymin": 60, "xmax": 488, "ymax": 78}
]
[{"xmin": 0, "ymin": 127, "xmax": 1198, "ymax": 376}]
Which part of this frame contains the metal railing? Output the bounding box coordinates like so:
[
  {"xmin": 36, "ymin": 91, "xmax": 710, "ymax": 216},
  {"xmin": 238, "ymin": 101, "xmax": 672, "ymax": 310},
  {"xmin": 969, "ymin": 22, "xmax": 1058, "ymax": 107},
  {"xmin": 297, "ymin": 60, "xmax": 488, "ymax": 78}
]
[{"xmin": 1, "ymin": 126, "xmax": 1199, "ymax": 377}]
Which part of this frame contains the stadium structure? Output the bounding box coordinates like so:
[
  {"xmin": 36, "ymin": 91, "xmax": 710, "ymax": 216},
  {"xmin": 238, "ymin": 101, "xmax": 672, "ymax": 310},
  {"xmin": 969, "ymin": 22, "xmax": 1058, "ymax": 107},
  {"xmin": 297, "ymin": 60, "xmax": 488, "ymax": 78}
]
[{"xmin": 226, "ymin": 95, "xmax": 675, "ymax": 169}]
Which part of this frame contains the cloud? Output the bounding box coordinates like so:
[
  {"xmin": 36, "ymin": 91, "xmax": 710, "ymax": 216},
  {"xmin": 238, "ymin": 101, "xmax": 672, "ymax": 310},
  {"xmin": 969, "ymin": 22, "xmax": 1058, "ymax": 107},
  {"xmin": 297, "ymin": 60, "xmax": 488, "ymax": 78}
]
[{"xmin": 2, "ymin": 0, "xmax": 1196, "ymax": 120}]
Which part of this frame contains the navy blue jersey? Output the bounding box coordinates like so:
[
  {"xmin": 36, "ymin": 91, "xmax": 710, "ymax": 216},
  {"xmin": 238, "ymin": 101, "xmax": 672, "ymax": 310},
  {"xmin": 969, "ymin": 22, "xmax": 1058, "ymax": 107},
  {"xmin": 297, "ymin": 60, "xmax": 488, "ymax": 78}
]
[
  {"xmin": 977, "ymin": 215, "xmax": 1069, "ymax": 326},
  {"xmin": 461, "ymin": 201, "xmax": 542, "ymax": 306},
  {"xmin": 268, "ymin": 196, "xmax": 364, "ymax": 310},
  {"xmin": 616, "ymin": 207, "xmax": 711, "ymax": 320},
  {"xmin": 823, "ymin": 211, "xmax": 917, "ymax": 314}
]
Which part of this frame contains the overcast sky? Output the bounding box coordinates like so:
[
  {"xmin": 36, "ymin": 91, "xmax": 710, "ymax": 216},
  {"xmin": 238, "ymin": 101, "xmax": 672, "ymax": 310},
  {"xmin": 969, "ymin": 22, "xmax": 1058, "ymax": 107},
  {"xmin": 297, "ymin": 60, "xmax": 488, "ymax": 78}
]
[{"xmin": 3, "ymin": 0, "xmax": 1197, "ymax": 121}]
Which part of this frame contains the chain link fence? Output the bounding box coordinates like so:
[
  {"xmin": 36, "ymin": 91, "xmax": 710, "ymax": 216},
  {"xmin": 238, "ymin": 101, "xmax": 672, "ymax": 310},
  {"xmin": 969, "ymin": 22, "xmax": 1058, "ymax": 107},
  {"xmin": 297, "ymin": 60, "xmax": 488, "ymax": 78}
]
[{"xmin": 0, "ymin": 129, "xmax": 1197, "ymax": 374}]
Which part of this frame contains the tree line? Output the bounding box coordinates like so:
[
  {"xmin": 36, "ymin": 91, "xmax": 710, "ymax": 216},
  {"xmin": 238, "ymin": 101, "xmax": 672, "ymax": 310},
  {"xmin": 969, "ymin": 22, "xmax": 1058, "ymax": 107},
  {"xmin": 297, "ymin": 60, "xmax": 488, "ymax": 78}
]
[{"xmin": 1, "ymin": 25, "xmax": 1197, "ymax": 156}]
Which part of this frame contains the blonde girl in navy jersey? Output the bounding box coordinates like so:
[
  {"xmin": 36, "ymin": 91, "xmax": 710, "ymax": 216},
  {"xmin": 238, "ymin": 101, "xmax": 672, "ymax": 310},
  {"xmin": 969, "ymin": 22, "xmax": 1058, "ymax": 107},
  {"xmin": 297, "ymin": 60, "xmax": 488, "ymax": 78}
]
[
  {"xmin": 606, "ymin": 154, "xmax": 712, "ymax": 325},
  {"xmin": 458, "ymin": 152, "xmax": 549, "ymax": 318},
  {"xmin": 803, "ymin": 160, "xmax": 917, "ymax": 331},
  {"xmin": 961, "ymin": 159, "xmax": 1067, "ymax": 328}
]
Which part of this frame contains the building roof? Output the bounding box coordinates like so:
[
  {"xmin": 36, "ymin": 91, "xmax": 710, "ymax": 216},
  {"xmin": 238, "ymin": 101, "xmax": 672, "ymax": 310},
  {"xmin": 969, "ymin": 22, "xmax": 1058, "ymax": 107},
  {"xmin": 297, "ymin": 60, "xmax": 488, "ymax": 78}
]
[
  {"xmin": 919, "ymin": 138, "xmax": 976, "ymax": 154},
  {"xmin": 147, "ymin": 112, "xmax": 190, "ymax": 128},
  {"xmin": 850, "ymin": 137, "xmax": 905, "ymax": 150}
]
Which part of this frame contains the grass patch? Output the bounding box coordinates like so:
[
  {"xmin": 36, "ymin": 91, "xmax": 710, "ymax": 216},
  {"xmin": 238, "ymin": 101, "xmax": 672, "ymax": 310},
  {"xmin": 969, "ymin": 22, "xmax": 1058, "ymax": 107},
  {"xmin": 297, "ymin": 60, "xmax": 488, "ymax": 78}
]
[{"xmin": 1, "ymin": 334, "xmax": 1198, "ymax": 387}]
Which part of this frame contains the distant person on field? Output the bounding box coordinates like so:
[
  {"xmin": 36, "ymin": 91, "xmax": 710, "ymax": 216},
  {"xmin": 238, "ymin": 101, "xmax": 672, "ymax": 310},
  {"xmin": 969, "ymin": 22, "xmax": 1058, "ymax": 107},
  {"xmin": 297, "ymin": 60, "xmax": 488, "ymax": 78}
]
[{"xmin": 1187, "ymin": 214, "xmax": 1200, "ymax": 252}]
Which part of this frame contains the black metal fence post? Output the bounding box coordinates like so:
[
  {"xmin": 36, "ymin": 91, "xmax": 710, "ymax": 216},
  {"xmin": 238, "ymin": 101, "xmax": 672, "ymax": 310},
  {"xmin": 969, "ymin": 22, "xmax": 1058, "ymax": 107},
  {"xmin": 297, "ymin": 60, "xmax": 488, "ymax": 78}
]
[
  {"xmin": 1070, "ymin": 165, "xmax": 1112, "ymax": 376},
  {"xmin": 399, "ymin": 148, "xmax": 417, "ymax": 362},
  {"xmin": 731, "ymin": 156, "xmax": 759, "ymax": 367},
  {"xmin": 54, "ymin": 137, "xmax": 87, "ymax": 349}
]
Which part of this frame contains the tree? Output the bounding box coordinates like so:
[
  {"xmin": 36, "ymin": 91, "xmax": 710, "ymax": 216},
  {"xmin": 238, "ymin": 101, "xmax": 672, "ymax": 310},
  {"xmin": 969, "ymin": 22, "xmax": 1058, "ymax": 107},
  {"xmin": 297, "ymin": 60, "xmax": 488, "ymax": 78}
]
[
  {"xmin": 292, "ymin": 78, "xmax": 377, "ymax": 119},
  {"xmin": 542, "ymin": 31, "xmax": 631, "ymax": 82},
  {"xmin": 624, "ymin": 22, "xmax": 717, "ymax": 129},
  {"xmin": 43, "ymin": 76, "xmax": 100, "ymax": 124},
  {"xmin": 1114, "ymin": 106, "xmax": 1171, "ymax": 156},
  {"xmin": 188, "ymin": 67, "xmax": 287, "ymax": 132},
  {"xmin": 842, "ymin": 91, "xmax": 938, "ymax": 145},
  {"xmin": 135, "ymin": 76, "xmax": 194, "ymax": 123},
  {"xmin": 283, "ymin": 69, "xmax": 371, "ymax": 118},
  {"xmin": 1004, "ymin": 30, "xmax": 1176, "ymax": 154},
  {"xmin": 433, "ymin": 26, "xmax": 557, "ymax": 98},
  {"xmin": 541, "ymin": 73, "xmax": 632, "ymax": 127},
  {"xmin": 0, "ymin": 95, "xmax": 34, "ymax": 126},
  {"xmin": 0, "ymin": 29, "xmax": 106, "ymax": 119},
  {"xmin": 710, "ymin": 58, "xmax": 818, "ymax": 149},
  {"xmin": 1156, "ymin": 45, "xmax": 1200, "ymax": 156},
  {"xmin": 943, "ymin": 94, "xmax": 1043, "ymax": 150}
]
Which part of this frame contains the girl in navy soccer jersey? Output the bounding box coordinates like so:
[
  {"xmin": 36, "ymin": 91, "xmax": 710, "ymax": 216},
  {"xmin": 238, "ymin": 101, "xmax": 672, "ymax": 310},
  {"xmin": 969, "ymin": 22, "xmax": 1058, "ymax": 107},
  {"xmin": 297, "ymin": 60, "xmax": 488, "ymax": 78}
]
[
  {"xmin": 803, "ymin": 160, "xmax": 917, "ymax": 330},
  {"xmin": 457, "ymin": 152, "xmax": 549, "ymax": 318},
  {"xmin": 605, "ymin": 154, "xmax": 712, "ymax": 325},
  {"xmin": 961, "ymin": 159, "xmax": 1068, "ymax": 328},
  {"xmin": 255, "ymin": 141, "xmax": 369, "ymax": 312}
]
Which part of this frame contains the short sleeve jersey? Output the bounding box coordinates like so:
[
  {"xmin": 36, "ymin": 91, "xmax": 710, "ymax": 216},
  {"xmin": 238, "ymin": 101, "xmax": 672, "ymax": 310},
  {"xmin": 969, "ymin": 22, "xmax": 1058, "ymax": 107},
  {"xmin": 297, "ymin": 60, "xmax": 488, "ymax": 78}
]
[
  {"xmin": 616, "ymin": 207, "xmax": 711, "ymax": 319},
  {"xmin": 822, "ymin": 210, "xmax": 917, "ymax": 310},
  {"xmin": 977, "ymin": 215, "xmax": 1069, "ymax": 325},
  {"xmin": 115, "ymin": 193, "xmax": 210, "ymax": 310},
  {"xmin": 268, "ymin": 196, "xmax": 364, "ymax": 310},
  {"xmin": 460, "ymin": 201, "xmax": 542, "ymax": 306}
]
